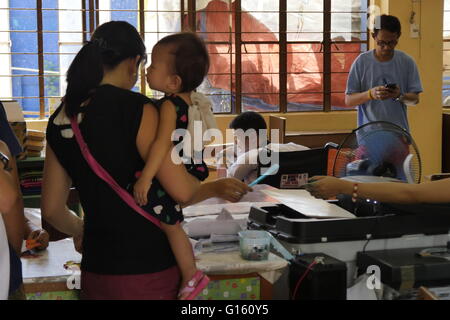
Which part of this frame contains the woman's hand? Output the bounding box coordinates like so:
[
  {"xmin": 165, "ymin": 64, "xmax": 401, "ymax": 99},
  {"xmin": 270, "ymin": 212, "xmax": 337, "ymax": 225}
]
[
  {"xmin": 212, "ymin": 178, "xmax": 253, "ymax": 202},
  {"xmin": 305, "ymin": 176, "xmax": 351, "ymax": 200},
  {"xmin": 27, "ymin": 229, "xmax": 50, "ymax": 250}
]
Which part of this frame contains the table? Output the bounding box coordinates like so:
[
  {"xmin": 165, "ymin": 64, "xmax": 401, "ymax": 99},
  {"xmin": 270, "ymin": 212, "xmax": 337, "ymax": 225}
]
[
  {"xmin": 22, "ymin": 238, "xmax": 288, "ymax": 300},
  {"xmin": 195, "ymin": 251, "xmax": 288, "ymax": 300},
  {"xmin": 22, "ymin": 238, "xmax": 81, "ymax": 300}
]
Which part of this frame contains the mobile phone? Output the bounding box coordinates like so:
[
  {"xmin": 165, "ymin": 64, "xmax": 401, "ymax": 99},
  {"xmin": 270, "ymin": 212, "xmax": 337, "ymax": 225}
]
[
  {"xmin": 385, "ymin": 83, "xmax": 397, "ymax": 90},
  {"xmin": 430, "ymin": 173, "xmax": 450, "ymax": 181}
]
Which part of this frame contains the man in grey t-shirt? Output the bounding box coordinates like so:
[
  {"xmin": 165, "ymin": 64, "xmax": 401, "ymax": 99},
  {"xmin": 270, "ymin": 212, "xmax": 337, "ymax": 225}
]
[{"xmin": 346, "ymin": 15, "xmax": 423, "ymax": 132}]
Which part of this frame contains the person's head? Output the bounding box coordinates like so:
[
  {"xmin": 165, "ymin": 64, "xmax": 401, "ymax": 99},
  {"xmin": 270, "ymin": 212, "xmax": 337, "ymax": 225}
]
[
  {"xmin": 146, "ymin": 32, "xmax": 209, "ymax": 94},
  {"xmin": 65, "ymin": 21, "xmax": 146, "ymax": 117},
  {"xmin": 229, "ymin": 111, "xmax": 267, "ymax": 153},
  {"xmin": 372, "ymin": 15, "xmax": 401, "ymax": 59}
]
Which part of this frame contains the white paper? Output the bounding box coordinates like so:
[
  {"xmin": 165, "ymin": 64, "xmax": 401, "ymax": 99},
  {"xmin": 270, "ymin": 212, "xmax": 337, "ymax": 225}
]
[
  {"xmin": 261, "ymin": 189, "xmax": 356, "ymax": 219},
  {"xmin": 183, "ymin": 201, "xmax": 277, "ymax": 217},
  {"xmin": 183, "ymin": 184, "xmax": 280, "ymax": 217},
  {"xmin": 347, "ymin": 274, "xmax": 379, "ymax": 300},
  {"xmin": 184, "ymin": 208, "xmax": 244, "ymax": 238}
]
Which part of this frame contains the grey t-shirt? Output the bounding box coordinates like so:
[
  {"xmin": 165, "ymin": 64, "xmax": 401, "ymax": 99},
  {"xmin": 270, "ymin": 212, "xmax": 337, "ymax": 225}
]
[{"xmin": 346, "ymin": 50, "xmax": 423, "ymax": 131}]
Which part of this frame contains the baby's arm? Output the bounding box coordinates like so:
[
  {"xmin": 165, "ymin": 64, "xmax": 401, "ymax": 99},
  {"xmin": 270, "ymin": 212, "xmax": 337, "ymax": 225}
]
[{"xmin": 133, "ymin": 100, "xmax": 177, "ymax": 206}]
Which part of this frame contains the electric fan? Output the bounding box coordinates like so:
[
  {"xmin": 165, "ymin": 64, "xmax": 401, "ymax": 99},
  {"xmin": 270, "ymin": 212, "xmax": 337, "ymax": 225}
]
[{"xmin": 332, "ymin": 121, "xmax": 422, "ymax": 184}]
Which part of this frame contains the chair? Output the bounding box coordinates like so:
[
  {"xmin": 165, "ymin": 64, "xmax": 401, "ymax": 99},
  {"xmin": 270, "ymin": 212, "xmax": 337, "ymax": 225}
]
[{"xmin": 269, "ymin": 115, "xmax": 286, "ymax": 144}]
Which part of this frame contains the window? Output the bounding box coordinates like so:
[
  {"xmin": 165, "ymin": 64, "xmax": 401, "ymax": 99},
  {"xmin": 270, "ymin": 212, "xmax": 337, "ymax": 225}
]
[
  {"xmin": 444, "ymin": 0, "xmax": 450, "ymax": 107},
  {"xmin": 191, "ymin": 0, "xmax": 368, "ymax": 113},
  {"xmin": 0, "ymin": 0, "xmax": 367, "ymax": 118}
]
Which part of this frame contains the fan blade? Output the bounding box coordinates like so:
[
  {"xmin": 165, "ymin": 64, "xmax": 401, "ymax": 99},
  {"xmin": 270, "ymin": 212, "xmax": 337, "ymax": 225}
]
[{"xmin": 403, "ymin": 153, "xmax": 415, "ymax": 184}]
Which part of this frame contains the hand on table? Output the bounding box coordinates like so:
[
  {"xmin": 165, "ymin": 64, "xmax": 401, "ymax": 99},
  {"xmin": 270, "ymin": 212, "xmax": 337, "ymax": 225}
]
[{"xmin": 27, "ymin": 229, "xmax": 49, "ymax": 250}]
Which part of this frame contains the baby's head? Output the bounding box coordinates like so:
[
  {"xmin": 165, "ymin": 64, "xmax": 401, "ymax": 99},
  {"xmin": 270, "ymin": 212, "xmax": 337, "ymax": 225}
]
[{"xmin": 147, "ymin": 32, "xmax": 209, "ymax": 94}]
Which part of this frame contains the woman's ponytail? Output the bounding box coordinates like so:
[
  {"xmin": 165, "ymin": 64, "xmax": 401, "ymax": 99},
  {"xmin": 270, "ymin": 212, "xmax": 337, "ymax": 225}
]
[
  {"xmin": 63, "ymin": 21, "xmax": 147, "ymax": 118},
  {"xmin": 64, "ymin": 42, "xmax": 104, "ymax": 118}
]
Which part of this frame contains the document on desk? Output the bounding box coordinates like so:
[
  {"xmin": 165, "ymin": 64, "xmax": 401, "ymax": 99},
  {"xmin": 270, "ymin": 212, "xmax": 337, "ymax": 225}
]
[
  {"xmin": 261, "ymin": 189, "xmax": 356, "ymax": 219},
  {"xmin": 183, "ymin": 184, "xmax": 280, "ymax": 217}
]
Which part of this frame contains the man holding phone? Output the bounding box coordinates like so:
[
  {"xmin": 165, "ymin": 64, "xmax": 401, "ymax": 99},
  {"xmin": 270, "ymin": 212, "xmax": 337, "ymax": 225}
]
[{"xmin": 345, "ymin": 15, "xmax": 423, "ymax": 132}]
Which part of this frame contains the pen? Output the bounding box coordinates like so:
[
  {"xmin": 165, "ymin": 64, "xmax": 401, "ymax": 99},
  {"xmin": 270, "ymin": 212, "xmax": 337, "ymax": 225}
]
[{"xmin": 248, "ymin": 164, "xmax": 280, "ymax": 187}]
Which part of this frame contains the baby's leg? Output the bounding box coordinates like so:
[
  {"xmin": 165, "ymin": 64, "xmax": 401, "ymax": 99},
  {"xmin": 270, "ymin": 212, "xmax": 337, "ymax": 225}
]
[{"xmin": 160, "ymin": 222, "xmax": 197, "ymax": 289}]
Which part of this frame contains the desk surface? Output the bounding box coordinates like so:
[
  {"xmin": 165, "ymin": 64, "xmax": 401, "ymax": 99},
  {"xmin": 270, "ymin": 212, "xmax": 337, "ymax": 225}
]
[
  {"xmin": 22, "ymin": 238, "xmax": 288, "ymax": 283},
  {"xmin": 197, "ymin": 251, "xmax": 288, "ymax": 276},
  {"xmin": 22, "ymin": 238, "xmax": 81, "ymax": 284}
]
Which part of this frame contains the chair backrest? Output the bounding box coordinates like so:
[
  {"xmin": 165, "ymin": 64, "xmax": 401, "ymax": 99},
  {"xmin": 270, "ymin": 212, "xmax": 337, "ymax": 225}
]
[{"xmin": 269, "ymin": 115, "xmax": 286, "ymax": 144}]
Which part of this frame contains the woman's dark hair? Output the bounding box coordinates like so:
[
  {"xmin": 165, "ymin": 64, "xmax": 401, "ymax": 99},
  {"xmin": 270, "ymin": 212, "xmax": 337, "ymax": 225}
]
[
  {"xmin": 373, "ymin": 15, "xmax": 401, "ymax": 36},
  {"xmin": 229, "ymin": 111, "xmax": 267, "ymax": 131},
  {"xmin": 156, "ymin": 32, "xmax": 209, "ymax": 93},
  {"xmin": 65, "ymin": 21, "xmax": 146, "ymax": 117}
]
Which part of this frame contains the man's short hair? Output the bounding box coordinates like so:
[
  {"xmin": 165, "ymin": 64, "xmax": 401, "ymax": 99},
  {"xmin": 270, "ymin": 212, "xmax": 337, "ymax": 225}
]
[
  {"xmin": 373, "ymin": 14, "xmax": 401, "ymax": 36},
  {"xmin": 229, "ymin": 111, "xmax": 267, "ymax": 131}
]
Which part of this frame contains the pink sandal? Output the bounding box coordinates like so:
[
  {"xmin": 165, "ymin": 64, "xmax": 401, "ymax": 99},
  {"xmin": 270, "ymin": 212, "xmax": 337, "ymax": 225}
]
[{"xmin": 178, "ymin": 270, "xmax": 210, "ymax": 300}]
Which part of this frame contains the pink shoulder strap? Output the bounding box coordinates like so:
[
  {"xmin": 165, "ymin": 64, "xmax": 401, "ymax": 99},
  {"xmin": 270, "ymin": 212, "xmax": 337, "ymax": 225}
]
[{"xmin": 70, "ymin": 117, "xmax": 162, "ymax": 229}]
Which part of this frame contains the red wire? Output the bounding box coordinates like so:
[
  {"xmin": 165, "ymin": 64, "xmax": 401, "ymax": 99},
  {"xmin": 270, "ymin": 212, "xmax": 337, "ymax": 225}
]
[{"xmin": 292, "ymin": 260, "xmax": 318, "ymax": 300}]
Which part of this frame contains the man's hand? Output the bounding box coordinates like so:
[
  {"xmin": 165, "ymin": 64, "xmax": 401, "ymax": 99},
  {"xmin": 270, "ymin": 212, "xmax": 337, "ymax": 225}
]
[{"xmin": 370, "ymin": 85, "xmax": 400, "ymax": 101}]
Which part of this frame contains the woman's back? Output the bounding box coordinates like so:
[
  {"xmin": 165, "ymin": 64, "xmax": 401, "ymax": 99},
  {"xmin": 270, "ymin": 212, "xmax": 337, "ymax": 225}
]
[{"xmin": 46, "ymin": 85, "xmax": 177, "ymax": 275}]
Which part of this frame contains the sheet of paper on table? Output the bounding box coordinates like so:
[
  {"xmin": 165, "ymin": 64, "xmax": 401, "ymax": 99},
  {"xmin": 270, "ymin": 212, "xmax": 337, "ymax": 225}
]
[
  {"xmin": 183, "ymin": 184, "xmax": 280, "ymax": 217},
  {"xmin": 261, "ymin": 189, "xmax": 356, "ymax": 219},
  {"xmin": 21, "ymin": 238, "xmax": 81, "ymax": 283}
]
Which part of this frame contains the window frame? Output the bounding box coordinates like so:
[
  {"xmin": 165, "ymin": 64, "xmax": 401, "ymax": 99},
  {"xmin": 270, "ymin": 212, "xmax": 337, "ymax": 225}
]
[
  {"xmin": 183, "ymin": 0, "xmax": 368, "ymax": 114},
  {"xmin": 1, "ymin": 0, "xmax": 368, "ymax": 118}
]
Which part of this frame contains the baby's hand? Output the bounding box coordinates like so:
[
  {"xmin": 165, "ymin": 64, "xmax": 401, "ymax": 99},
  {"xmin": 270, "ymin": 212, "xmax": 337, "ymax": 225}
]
[{"xmin": 133, "ymin": 177, "xmax": 152, "ymax": 206}]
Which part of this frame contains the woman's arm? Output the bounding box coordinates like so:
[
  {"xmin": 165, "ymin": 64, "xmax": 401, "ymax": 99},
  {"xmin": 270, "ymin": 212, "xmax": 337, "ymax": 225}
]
[
  {"xmin": 0, "ymin": 142, "xmax": 19, "ymax": 212},
  {"xmin": 0, "ymin": 141, "xmax": 24, "ymax": 254},
  {"xmin": 136, "ymin": 103, "xmax": 199, "ymax": 205},
  {"xmin": 307, "ymin": 176, "xmax": 450, "ymax": 204},
  {"xmin": 41, "ymin": 144, "xmax": 83, "ymax": 237}
]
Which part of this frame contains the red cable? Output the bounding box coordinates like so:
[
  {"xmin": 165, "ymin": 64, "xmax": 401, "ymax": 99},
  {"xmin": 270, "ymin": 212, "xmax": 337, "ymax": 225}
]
[{"xmin": 292, "ymin": 260, "xmax": 317, "ymax": 300}]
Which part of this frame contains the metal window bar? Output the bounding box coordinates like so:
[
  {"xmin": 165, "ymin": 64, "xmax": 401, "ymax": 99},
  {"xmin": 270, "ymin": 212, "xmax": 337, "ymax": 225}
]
[{"xmin": 3, "ymin": 1, "xmax": 368, "ymax": 118}]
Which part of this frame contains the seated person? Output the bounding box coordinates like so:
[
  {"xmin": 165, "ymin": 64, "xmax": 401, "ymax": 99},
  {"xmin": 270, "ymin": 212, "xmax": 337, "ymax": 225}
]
[{"xmin": 216, "ymin": 111, "xmax": 309, "ymax": 184}]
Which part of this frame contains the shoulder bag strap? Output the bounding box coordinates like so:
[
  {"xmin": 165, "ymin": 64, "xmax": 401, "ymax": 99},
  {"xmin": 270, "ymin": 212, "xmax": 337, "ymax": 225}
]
[{"xmin": 70, "ymin": 117, "xmax": 162, "ymax": 229}]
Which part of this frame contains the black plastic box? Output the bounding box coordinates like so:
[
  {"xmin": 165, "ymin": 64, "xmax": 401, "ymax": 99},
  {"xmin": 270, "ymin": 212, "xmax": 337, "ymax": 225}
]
[
  {"xmin": 289, "ymin": 253, "xmax": 347, "ymax": 300},
  {"xmin": 357, "ymin": 247, "xmax": 450, "ymax": 290}
]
